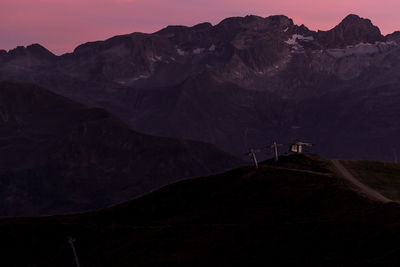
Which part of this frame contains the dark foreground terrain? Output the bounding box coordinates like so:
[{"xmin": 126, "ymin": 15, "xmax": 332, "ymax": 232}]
[{"xmin": 2, "ymin": 154, "xmax": 400, "ymax": 266}]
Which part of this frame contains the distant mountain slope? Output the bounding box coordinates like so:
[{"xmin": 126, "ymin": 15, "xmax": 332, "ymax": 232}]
[
  {"xmin": 0, "ymin": 81, "xmax": 242, "ymax": 216},
  {"xmin": 1, "ymin": 154, "xmax": 400, "ymax": 266},
  {"xmin": 1, "ymin": 14, "xmax": 400, "ymax": 160}
]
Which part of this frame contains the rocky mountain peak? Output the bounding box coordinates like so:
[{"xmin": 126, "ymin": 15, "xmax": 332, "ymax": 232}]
[
  {"xmin": 191, "ymin": 22, "xmax": 213, "ymax": 31},
  {"xmin": 317, "ymin": 14, "xmax": 384, "ymax": 48},
  {"xmin": 7, "ymin": 44, "xmax": 55, "ymax": 58},
  {"xmin": 265, "ymin": 15, "xmax": 294, "ymax": 28},
  {"xmin": 26, "ymin": 44, "xmax": 55, "ymax": 57},
  {"xmin": 340, "ymin": 14, "xmax": 368, "ymax": 24},
  {"xmin": 216, "ymin": 15, "xmax": 294, "ymax": 33},
  {"xmin": 386, "ymin": 31, "xmax": 400, "ymax": 43}
]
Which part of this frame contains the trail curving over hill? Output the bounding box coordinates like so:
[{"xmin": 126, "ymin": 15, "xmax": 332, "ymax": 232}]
[{"xmin": 331, "ymin": 159, "xmax": 392, "ymax": 203}]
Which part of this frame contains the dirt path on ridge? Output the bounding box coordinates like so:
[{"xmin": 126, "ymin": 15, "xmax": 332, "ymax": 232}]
[{"xmin": 331, "ymin": 159, "xmax": 392, "ymax": 203}]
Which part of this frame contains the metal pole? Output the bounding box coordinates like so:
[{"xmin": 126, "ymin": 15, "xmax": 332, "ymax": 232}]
[
  {"xmin": 68, "ymin": 236, "xmax": 81, "ymax": 267},
  {"xmin": 251, "ymin": 150, "xmax": 259, "ymax": 169},
  {"xmin": 252, "ymin": 151, "xmax": 258, "ymax": 169},
  {"xmin": 273, "ymin": 141, "xmax": 279, "ymax": 162}
]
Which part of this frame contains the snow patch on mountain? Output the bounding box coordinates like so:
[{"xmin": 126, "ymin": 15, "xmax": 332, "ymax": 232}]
[
  {"xmin": 193, "ymin": 48, "xmax": 205, "ymax": 54},
  {"xmin": 117, "ymin": 73, "xmax": 151, "ymax": 85},
  {"xmin": 285, "ymin": 34, "xmax": 314, "ymax": 53},
  {"xmin": 133, "ymin": 74, "xmax": 151, "ymax": 81},
  {"xmin": 176, "ymin": 48, "xmax": 186, "ymax": 56},
  {"xmin": 285, "ymin": 34, "xmax": 314, "ymax": 45},
  {"xmin": 327, "ymin": 42, "xmax": 398, "ymax": 58},
  {"xmin": 150, "ymin": 55, "xmax": 162, "ymax": 63}
]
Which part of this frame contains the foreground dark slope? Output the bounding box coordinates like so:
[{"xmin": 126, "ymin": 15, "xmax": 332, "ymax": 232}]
[
  {"xmin": 2, "ymin": 15, "xmax": 400, "ymax": 160},
  {"xmin": 0, "ymin": 81, "xmax": 242, "ymax": 216},
  {"xmin": 2, "ymin": 154, "xmax": 400, "ymax": 266}
]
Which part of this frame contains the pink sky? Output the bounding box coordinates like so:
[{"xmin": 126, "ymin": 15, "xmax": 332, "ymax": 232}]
[{"xmin": 1, "ymin": 0, "xmax": 400, "ymax": 55}]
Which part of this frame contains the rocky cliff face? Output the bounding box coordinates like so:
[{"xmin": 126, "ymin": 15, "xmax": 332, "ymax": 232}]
[{"xmin": 1, "ymin": 14, "xmax": 400, "ymax": 161}]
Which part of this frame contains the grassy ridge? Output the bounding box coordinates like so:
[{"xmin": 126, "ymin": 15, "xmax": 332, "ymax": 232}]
[
  {"xmin": 342, "ymin": 160, "xmax": 400, "ymax": 201},
  {"xmin": 1, "ymin": 154, "xmax": 400, "ymax": 266}
]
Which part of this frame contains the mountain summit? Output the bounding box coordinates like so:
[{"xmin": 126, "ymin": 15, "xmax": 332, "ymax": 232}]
[{"xmin": 317, "ymin": 14, "xmax": 384, "ymax": 48}]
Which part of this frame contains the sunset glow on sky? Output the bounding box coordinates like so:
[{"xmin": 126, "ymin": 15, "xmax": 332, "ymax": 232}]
[{"xmin": 1, "ymin": 0, "xmax": 400, "ymax": 55}]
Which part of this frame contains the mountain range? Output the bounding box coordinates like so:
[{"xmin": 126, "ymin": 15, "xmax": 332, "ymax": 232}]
[{"xmin": 1, "ymin": 14, "xmax": 400, "ymax": 161}]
